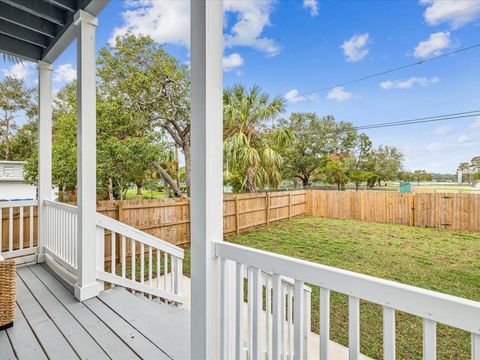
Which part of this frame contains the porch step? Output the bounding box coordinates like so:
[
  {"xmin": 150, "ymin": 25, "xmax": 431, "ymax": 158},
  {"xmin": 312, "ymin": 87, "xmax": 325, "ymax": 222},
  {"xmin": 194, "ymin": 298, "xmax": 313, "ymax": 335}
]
[{"xmin": 98, "ymin": 286, "xmax": 190, "ymax": 360}]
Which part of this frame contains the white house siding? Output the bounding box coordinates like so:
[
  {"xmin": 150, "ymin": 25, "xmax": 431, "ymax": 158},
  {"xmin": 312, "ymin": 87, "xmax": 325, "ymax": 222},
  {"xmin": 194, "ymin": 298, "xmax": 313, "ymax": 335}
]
[{"xmin": 0, "ymin": 161, "xmax": 37, "ymax": 200}]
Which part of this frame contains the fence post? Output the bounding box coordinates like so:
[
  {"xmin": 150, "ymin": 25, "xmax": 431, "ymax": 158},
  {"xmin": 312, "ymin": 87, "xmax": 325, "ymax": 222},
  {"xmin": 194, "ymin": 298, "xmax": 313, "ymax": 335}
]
[
  {"xmin": 409, "ymin": 193, "xmax": 415, "ymax": 227},
  {"xmin": 234, "ymin": 196, "xmax": 240, "ymax": 236},
  {"xmin": 288, "ymin": 193, "xmax": 292, "ymax": 220},
  {"xmin": 266, "ymin": 192, "xmax": 270, "ymax": 225}
]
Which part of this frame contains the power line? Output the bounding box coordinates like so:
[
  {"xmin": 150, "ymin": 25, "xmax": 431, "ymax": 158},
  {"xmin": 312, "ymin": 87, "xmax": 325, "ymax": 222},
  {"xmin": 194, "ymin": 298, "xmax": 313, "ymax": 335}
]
[
  {"xmin": 288, "ymin": 43, "xmax": 480, "ymax": 100},
  {"xmin": 353, "ymin": 110, "xmax": 480, "ymax": 131}
]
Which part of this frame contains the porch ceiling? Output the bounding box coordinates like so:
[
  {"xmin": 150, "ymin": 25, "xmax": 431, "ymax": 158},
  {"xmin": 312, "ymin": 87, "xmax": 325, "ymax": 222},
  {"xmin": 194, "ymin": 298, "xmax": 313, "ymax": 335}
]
[{"xmin": 0, "ymin": 0, "xmax": 107, "ymax": 62}]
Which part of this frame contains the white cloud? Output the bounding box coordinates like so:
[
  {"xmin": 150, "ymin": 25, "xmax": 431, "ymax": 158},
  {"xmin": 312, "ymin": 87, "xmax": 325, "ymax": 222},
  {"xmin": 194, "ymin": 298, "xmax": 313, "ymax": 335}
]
[
  {"xmin": 420, "ymin": 0, "xmax": 480, "ymax": 29},
  {"xmin": 470, "ymin": 117, "xmax": 480, "ymax": 129},
  {"xmin": 327, "ymin": 86, "xmax": 353, "ymax": 101},
  {"xmin": 111, "ymin": 0, "xmax": 190, "ymax": 47},
  {"xmin": 413, "ymin": 32, "xmax": 451, "ymax": 59},
  {"xmin": 224, "ymin": 0, "xmax": 279, "ymax": 56},
  {"xmin": 111, "ymin": 0, "xmax": 280, "ymax": 56},
  {"xmin": 341, "ymin": 33, "xmax": 370, "ymax": 62},
  {"xmin": 1, "ymin": 62, "xmax": 35, "ymax": 80},
  {"xmin": 284, "ymin": 89, "xmax": 316, "ymax": 103},
  {"xmin": 457, "ymin": 134, "xmax": 473, "ymax": 143},
  {"xmin": 303, "ymin": 0, "xmax": 319, "ymax": 17},
  {"xmin": 53, "ymin": 64, "xmax": 76, "ymax": 83},
  {"xmin": 223, "ymin": 53, "xmax": 244, "ymax": 72},
  {"xmin": 379, "ymin": 76, "xmax": 439, "ymax": 90},
  {"xmin": 434, "ymin": 125, "xmax": 452, "ymax": 135}
]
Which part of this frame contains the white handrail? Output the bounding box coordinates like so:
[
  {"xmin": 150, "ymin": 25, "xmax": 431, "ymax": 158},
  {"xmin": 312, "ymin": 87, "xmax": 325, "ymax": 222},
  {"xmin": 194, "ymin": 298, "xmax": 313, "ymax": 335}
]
[
  {"xmin": 216, "ymin": 242, "xmax": 480, "ymax": 334},
  {"xmin": 0, "ymin": 200, "xmax": 37, "ymax": 208},
  {"xmin": 96, "ymin": 212, "xmax": 183, "ymax": 258},
  {"xmin": 44, "ymin": 199, "xmax": 78, "ymax": 213}
]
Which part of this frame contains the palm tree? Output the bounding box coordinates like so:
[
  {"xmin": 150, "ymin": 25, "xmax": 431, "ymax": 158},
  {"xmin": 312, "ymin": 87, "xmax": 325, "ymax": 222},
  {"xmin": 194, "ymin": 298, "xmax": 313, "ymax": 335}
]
[{"xmin": 223, "ymin": 84, "xmax": 290, "ymax": 192}]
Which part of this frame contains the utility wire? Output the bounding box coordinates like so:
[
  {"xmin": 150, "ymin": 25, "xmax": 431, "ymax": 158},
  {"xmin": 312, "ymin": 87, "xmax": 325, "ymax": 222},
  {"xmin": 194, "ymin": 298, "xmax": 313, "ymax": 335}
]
[
  {"xmin": 353, "ymin": 110, "xmax": 480, "ymax": 131},
  {"xmin": 288, "ymin": 43, "xmax": 480, "ymax": 100}
]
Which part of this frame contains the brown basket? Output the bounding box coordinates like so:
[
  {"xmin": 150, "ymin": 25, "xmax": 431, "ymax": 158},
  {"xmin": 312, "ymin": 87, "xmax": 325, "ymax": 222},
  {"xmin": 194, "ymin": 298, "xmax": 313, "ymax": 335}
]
[{"xmin": 0, "ymin": 259, "xmax": 16, "ymax": 330}]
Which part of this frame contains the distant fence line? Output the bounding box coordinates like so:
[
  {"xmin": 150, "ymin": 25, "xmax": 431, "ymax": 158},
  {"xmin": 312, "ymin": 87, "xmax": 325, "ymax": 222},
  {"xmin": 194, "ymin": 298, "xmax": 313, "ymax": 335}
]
[
  {"xmin": 305, "ymin": 190, "xmax": 480, "ymax": 232},
  {"xmin": 96, "ymin": 190, "xmax": 307, "ymax": 250},
  {"xmin": 3, "ymin": 189, "xmax": 479, "ymax": 255}
]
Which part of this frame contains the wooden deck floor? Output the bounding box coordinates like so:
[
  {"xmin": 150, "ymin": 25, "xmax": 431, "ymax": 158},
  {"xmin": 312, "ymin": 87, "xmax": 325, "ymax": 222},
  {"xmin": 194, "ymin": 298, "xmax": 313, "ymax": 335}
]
[{"xmin": 0, "ymin": 264, "xmax": 190, "ymax": 360}]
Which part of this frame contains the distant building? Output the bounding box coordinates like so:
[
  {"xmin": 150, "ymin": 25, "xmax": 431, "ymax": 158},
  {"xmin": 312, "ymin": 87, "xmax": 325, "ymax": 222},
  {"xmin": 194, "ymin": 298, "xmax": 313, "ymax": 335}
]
[
  {"xmin": 473, "ymin": 180, "xmax": 480, "ymax": 189},
  {"xmin": 0, "ymin": 161, "xmax": 36, "ymax": 200}
]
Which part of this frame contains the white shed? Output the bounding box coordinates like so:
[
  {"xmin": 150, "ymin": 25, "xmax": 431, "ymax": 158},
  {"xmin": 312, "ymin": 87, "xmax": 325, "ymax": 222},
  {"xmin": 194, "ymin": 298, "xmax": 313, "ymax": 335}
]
[{"xmin": 0, "ymin": 161, "xmax": 37, "ymax": 200}]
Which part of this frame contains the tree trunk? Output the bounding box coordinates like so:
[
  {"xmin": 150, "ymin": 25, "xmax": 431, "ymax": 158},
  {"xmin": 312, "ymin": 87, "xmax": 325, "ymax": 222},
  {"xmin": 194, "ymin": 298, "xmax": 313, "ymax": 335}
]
[
  {"xmin": 355, "ymin": 182, "xmax": 360, "ymax": 191},
  {"xmin": 154, "ymin": 162, "xmax": 182, "ymax": 197},
  {"xmin": 302, "ymin": 176, "xmax": 309, "ymax": 188},
  {"xmin": 136, "ymin": 182, "xmax": 143, "ymax": 196},
  {"xmin": 108, "ymin": 178, "xmax": 114, "ymax": 201},
  {"xmin": 183, "ymin": 142, "xmax": 191, "ymax": 196}
]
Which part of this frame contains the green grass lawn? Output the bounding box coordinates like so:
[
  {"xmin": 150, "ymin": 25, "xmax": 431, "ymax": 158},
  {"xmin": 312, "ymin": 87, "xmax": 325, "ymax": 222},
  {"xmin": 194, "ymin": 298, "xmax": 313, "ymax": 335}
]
[{"xmin": 225, "ymin": 216, "xmax": 480, "ymax": 359}]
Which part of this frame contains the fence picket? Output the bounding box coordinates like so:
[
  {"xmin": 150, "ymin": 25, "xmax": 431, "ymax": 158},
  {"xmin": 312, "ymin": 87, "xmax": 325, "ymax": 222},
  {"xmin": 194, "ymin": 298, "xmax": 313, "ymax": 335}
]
[
  {"xmin": 423, "ymin": 319, "xmax": 436, "ymax": 360},
  {"xmin": 320, "ymin": 288, "xmax": 330, "ymax": 360},
  {"xmin": 383, "ymin": 307, "xmax": 396, "ymax": 360},
  {"xmin": 349, "ymin": 296, "xmax": 360, "ymax": 360}
]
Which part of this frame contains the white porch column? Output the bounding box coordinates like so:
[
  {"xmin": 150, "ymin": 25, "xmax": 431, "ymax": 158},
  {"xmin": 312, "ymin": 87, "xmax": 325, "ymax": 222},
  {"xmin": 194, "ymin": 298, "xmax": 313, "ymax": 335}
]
[
  {"xmin": 37, "ymin": 61, "xmax": 53, "ymax": 263},
  {"xmin": 73, "ymin": 10, "xmax": 98, "ymax": 301},
  {"xmin": 190, "ymin": 0, "xmax": 224, "ymax": 359}
]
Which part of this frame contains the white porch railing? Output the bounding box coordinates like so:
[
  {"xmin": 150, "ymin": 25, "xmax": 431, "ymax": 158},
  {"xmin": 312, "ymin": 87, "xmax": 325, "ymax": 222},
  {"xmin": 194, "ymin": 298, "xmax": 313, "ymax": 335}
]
[
  {"xmin": 44, "ymin": 199, "xmax": 78, "ymax": 273},
  {"xmin": 216, "ymin": 241, "xmax": 480, "ymax": 360},
  {"xmin": 0, "ymin": 200, "xmax": 38, "ymax": 262},
  {"xmin": 43, "ymin": 200, "xmax": 183, "ymax": 304},
  {"xmin": 96, "ymin": 212, "xmax": 184, "ymax": 304}
]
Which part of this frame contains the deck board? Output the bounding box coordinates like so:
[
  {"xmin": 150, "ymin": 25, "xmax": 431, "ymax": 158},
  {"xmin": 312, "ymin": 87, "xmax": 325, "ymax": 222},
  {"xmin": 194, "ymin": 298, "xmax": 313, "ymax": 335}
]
[
  {"xmin": 15, "ymin": 274, "xmax": 79, "ymax": 359},
  {"xmin": 30, "ymin": 264, "xmax": 141, "ymax": 360},
  {"xmin": 84, "ymin": 297, "xmax": 170, "ymax": 359},
  {"xmin": 99, "ymin": 288, "xmax": 190, "ymax": 360},
  {"xmin": 6, "ymin": 306, "xmax": 47, "ymax": 360},
  {"xmin": 0, "ymin": 330, "xmax": 15, "ymax": 360},
  {"xmin": 2, "ymin": 263, "xmax": 190, "ymax": 360},
  {"xmin": 16, "ymin": 266, "xmax": 109, "ymax": 360}
]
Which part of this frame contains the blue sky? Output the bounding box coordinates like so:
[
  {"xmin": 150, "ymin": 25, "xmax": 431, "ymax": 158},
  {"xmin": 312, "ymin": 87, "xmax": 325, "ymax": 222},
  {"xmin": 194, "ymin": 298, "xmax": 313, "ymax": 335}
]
[{"xmin": 1, "ymin": 0, "xmax": 480, "ymax": 173}]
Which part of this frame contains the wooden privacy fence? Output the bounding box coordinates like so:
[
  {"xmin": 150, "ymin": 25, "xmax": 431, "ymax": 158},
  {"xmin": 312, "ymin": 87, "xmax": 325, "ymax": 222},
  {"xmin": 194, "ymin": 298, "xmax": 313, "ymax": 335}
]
[
  {"xmin": 97, "ymin": 190, "xmax": 307, "ymax": 248},
  {"xmin": 306, "ymin": 190, "xmax": 480, "ymax": 232}
]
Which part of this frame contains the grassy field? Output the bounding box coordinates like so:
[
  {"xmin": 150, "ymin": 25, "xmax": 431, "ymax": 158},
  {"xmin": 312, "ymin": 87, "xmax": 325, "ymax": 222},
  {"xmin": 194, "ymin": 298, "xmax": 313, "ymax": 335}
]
[{"xmin": 225, "ymin": 216, "xmax": 480, "ymax": 359}]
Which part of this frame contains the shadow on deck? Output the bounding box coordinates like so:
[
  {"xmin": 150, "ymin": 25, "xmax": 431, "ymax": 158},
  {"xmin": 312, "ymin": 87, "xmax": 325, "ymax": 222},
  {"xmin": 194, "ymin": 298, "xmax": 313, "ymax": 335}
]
[{"xmin": 0, "ymin": 264, "xmax": 190, "ymax": 360}]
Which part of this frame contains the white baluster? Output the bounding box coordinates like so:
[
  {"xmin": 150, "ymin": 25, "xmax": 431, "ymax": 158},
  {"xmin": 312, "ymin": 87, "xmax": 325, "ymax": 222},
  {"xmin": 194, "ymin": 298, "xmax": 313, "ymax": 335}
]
[
  {"xmin": 121, "ymin": 235, "xmax": 126, "ymax": 278},
  {"xmin": 96, "ymin": 226, "xmax": 105, "ymax": 292},
  {"xmin": 266, "ymin": 276, "xmax": 272, "ymax": 359},
  {"xmin": 288, "ymin": 287, "xmax": 293, "ymax": 360},
  {"xmin": 164, "ymin": 251, "xmax": 168, "ymax": 291},
  {"xmin": 383, "ymin": 307, "xmax": 396, "ymax": 360},
  {"xmin": 235, "ymin": 263, "xmax": 244, "ymax": 360},
  {"xmin": 348, "ymin": 296, "xmax": 360, "ymax": 360},
  {"xmin": 111, "ymin": 231, "xmax": 116, "ymax": 276},
  {"xmin": 156, "ymin": 249, "xmax": 160, "ymax": 289},
  {"xmin": 148, "ymin": 245, "xmax": 152, "ymax": 299},
  {"xmin": 472, "ymin": 333, "xmax": 480, "ymax": 360},
  {"xmin": 131, "ymin": 238, "xmax": 136, "ymax": 283},
  {"xmin": 8, "ymin": 207, "xmax": 13, "ymax": 252},
  {"xmin": 252, "ymin": 267, "xmax": 262, "ymax": 360},
  {"xmin": 320, "ymin": 288, "xmax": 330, "ymax": 360},
  {"xmin": 29, "ymin": 206, "xmax": 33, "ymax": 248},
  {"xmin": 272, "ymin": 273, "xmax": 281, "ymax": 360},
  {"xmin": 294, "ymin": 280, "xmax": 305, "ymax": 359},
  {"xmin": 423, "ymin": 319, "xmax": 436, "ymax": 360},
  {"xmin": 140, "ymin": 242, "xmax": 145, "ymax": 290},
  {"xmin": 19, "ymin": 207, "xmax": 24, "ymax": 250}
]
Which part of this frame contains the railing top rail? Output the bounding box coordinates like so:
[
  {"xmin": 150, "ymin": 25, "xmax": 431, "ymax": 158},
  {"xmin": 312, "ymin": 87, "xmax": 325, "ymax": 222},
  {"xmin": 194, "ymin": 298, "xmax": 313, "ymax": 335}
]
[
  {"xmin": 95, "ymin": 212, "xmax": 184, "ymax": 259},
  {"xmin": 44, "ymin": 199, "xmax": 78, "ymax": 213},
  {"xmin": 216, "ymin": 241, "xmax": 480, "ymax": 334},
  {"xmin": 0, "ymin": 200, "xmax": 38, "ymax": 208}
]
